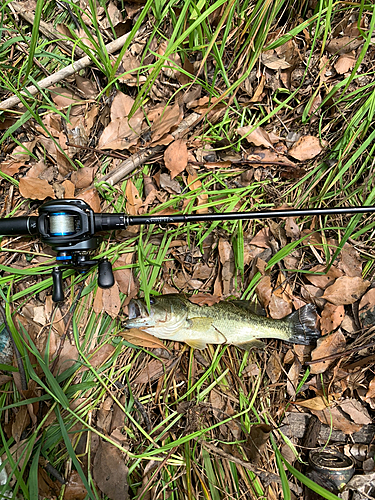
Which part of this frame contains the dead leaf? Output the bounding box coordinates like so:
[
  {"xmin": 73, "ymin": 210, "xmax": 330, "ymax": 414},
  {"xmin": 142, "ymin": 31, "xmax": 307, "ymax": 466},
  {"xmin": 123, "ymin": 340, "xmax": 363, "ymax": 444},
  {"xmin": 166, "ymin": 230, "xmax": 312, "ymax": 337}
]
[
  {"xmin": 288, "ymin": 135, "xmax": 326, "ymax": 161},
  {"xmin": 125, "ymin": 179, "xmax": 142, "ymax": 216},
  {"xmin": 93, "ymin": 440, "xmax": 129, "ymax": 500},
  {"xmin": 326, "ymin": 36, "xmax": 362, "ymax": 55},
  {"xmin": 310, "ymin": 406, "xmax": 362, "ymax": 434},
  {"xmin": 120, "ymin": 328, "xmax": 168, "ymax": 349},
  {"xmin": 151, "ymin": 102, "xmax": 183, "ymax": 144},
  {"xmin": 339, "ymin": 244, "xmax": 363, "ymax": 277},
  {"xmin": 309, "ymin": 329, "xmax": 346, "ymax": 374},
  {"xmin": 261, "ymin": 50, "xmax": 291, "ymax": 70},
  {"xmin": 12, "ymin": 406, "xmax": 30, "ymax": 443},
  {"xmin": 335, "ymin": 53, "xmax": 356, "ymax": 74},
  {"xmin": 159, "ymin": 173, "xmax": 182, "ymax": 194},
  {"xmin": 266, "ymin": 352, "xmax": 282, "ymax": 383},
  {"xmin": 93, "ymin": 287, "xmax": 103, "ymax": 314},
  {"xmin": 19, "ymin": 178, "xmax": 55, "ymax": 200},
  {"xmin": 71, "ymin": 167, "xmax": 95, "ymax": 189},
  {"xmin": 320, "ymin": 303, "xmax": 344, "ymax": 335},
  {"xmin": 322, "ymin": 276, "xmax": 370, "ymax": 305},
  {"xmin": 86, "ymin": 344, "xmax": 115, "ymax": 370},
  {"xmin": 189, "ymin": 293, "xmax": 221, "ymax": 306},
  {"xmin": 113, "ymin": 254, "xmax": 139, "ymax": 299},
  {"xmin": 54, "ymin": 341, "xmax": 80, "ymax": 375},
  {"xmin": 339, "ymin": 398, "xmax": 372, "ymax": 425},
  {"xmin": 102, "ymin": 282, "xmax": 121, "ymax": 318},
  {"xmin": 133, "ymin": 359, "xmax": 167, "ymax": 384},
  {"xmin": 269, "ymin": 294, "xmax": 292, "ymax": 319},
  {"xmin": 237, "ymin": 125, "xmax": 279, "ymax": 148},
  {"xmin": 164, "ymin": 139, "xmax": 188, "ymax": 178},
  {"xmin": 64, "ymin": 470, "xmax": 87, "ymax": 500},
  {"xmin": 98, "ymin": 92, "xmax": 143, "ymax": 150},
  {"xmin": 365, "ymin": 378, "xmax": 375, "ymax": 402},
  {"xmin": 305, "ymin": 265, "xmax": 343, "ymax": 289},
  {"xmin": 187, "ymin": 164, "xmax": 208, "ymax": 213},
  {"xmin": 63, "ymin": 180, "xmax": 75, "ymax": 198},
  {"xmin": 359, "ymin": 288, "xmax": 375, "ymax": 329},
  {"xmin": 256, "ymin": 276, "xmax": 272, "ymax": 308},
  {"xmin": 286, "ymin": 358, "xmax": 301, "ymax": 397},
  {"xmin": 247, "ymin": 424, "xmax": 272, "ymax": 464},
  {"xmin": 295, "ymin": 394, "xmax": 334, "ymax": 411},
  {"xmin": 77, "ymin": 188, "xmax": 101, "ymax": 212}
]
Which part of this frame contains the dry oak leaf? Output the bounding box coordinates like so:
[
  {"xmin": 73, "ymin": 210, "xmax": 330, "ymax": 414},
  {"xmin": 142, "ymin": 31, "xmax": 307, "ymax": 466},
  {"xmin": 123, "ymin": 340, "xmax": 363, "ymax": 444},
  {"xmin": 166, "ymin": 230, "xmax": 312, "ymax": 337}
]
[
  {"xmin": 93, "ymin": 440, "xmax": 129, "ymax": 500},
  {"xmin": 77, "ymin": 188, "xmax": 101, "ymax": 212},
  {"xmin": 164, "ymin": 139, "xmax": 188, "ymax": 179},
  {"xmin": 359, "ymin": 288, "xmax": 375, "ymax": 329},
  {"xmin": 305, "ymin": 264, "xmax": 343, "ymax": 289},
  {"xmin": 335, "ymin": 53, "xmax": 356, "ymax": 74},
  {"xmin": 288, "ymin": 135, "xmax": 326, "ymax": 161},
  {"xmin": 310, "ymin": 406, "xmax": 362, "ymax": 434},
  {"xmin": 261, "ymin": 50, "xmax": 291, "ymax": 70},
  {"xmin": 237, "ymin": 125, "xmax": 280, "ymax": 148},
  {"xmin": 339, "ymin": 398, "xmax": 372, "ymax": 425},
  {"xmin": 326, "ymin": 36, "xmax": 363, "ymax": 55},
  {"xmin": 309, "ymin": 329, "xmax": 346, "ymax": 375},
  {"xmin": 320, "ymin": 303, "xmax": 344, "ymax": 335},
  {"xmin": 19, "ymin": 177, "xmax": 55, "ymax": 200},
  {"xmin": 119, "ymin": 328, "xmax": 167, "ymax": 349},
  {"xmin": 322, "ymin": 276, "xmax": 370, "ymax": 305},
  {"xmin": 295, "ymin": 394, "xmax": 334, "ymax": 411},
  {"xmin": 102, "ymin": 282, "xmax": 121, "ymax": 318}
]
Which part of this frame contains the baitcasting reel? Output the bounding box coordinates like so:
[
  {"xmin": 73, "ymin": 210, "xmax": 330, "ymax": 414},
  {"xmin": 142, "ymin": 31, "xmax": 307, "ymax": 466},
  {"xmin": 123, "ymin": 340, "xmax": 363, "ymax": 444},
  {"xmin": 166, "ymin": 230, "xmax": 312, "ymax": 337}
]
[{"xmin": 0, "ymin": 198, "xmax": 375, "ymax": 302}]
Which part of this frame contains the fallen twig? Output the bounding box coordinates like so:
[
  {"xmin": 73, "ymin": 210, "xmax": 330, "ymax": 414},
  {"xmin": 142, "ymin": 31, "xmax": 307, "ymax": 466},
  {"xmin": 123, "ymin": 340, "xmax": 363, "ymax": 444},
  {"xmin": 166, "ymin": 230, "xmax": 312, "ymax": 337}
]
[
  {"xmin": 10, "ymin": 2, "xmax": 86, "ymax": 58},
  {"xmin": 0, "ymin": 30, "xmax": 136, "ymax": 111}
]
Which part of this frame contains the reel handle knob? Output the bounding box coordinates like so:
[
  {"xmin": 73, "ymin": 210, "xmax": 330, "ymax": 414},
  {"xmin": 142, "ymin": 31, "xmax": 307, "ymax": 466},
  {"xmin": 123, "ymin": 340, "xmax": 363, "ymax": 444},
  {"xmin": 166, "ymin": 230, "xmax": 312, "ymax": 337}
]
[
  {"xmin": 98, "ymin": 259, "xmax": 114, "ymax": 289},
  {"xmin": 52, "ymin": 267, "xmax": 64, "ymax": 302}
]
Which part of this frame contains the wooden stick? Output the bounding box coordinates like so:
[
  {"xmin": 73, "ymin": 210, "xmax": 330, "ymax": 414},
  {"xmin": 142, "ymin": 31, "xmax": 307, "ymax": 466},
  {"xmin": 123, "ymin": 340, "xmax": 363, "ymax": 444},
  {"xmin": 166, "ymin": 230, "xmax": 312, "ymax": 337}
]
[
  {"xmin": 0, "ymin": 30, "xmax": 134, "ymax": 111},
  {"xmin": 10, "ymin": 2, "xmax": 86, "ymax": 58}
]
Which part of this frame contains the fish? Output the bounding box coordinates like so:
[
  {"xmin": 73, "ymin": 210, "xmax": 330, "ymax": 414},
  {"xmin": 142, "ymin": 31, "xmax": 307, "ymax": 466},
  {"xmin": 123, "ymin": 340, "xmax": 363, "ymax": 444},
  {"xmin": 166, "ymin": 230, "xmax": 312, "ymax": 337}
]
[{"xmin": 124, "ymin": 294, "xmax": 320, "ymax": 350}]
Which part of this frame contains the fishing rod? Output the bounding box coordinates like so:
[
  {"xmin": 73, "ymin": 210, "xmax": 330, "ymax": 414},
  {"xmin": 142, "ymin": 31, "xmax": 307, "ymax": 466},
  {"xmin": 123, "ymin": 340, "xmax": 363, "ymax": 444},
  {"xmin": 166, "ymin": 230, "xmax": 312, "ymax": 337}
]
[{"xmin": 0, "ymin": 198, "xmax": 374, "ymax": 302}]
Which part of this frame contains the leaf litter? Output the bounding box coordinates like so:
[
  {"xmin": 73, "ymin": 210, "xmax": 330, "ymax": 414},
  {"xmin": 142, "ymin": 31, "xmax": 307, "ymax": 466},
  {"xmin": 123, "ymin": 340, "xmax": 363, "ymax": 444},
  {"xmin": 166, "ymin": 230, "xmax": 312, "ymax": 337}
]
[{"xmin": 1, "ymin": 3, "xmax": 375, "ymax": 500}]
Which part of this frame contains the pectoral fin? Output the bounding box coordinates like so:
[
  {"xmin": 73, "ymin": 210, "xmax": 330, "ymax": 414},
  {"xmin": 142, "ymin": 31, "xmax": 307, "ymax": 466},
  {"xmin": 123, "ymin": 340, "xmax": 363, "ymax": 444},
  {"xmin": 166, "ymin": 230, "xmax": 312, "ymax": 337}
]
[
  {"xmin": 185, "ymin": 339, "xmax": 208, "ymax": 350},
  {"xmin": 188, "ymin": 317, "xmax": 214, "ymax": 332},
  {"xmin": 234, "ymin": 339, "xmax": 265, "ymax": 351}
]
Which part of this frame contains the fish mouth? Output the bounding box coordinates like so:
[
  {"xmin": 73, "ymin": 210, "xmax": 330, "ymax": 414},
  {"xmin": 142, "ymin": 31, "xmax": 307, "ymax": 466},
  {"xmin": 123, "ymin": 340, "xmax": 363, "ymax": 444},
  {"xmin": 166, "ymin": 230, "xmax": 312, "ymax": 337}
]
[{"xmin": 125, "ymin": 299, "xmax": 156, "ymax": 328}]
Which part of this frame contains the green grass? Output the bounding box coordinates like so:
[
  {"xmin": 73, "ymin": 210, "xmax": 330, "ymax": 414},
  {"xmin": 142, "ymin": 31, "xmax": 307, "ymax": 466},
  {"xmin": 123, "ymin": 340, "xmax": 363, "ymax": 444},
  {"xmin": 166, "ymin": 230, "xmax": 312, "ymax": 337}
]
[{"xmin": 0, "ymin": 0, "xmax": 375, "ymax": 498}]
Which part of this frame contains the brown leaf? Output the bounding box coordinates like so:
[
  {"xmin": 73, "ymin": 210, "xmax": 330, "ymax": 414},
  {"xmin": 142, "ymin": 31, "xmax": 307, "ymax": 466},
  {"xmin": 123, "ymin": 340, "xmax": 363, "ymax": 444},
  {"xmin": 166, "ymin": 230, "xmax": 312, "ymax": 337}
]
[
  {"xmin": 339, "ymin": 398, "xmax": 372, "ymax": 425},
  {"xmin": 93, "ymin": 287, "xmax": 103, "ymax": 314},
  {"xmin": 98, "ymin": 92, "xmax": 143, "ymax": 150},
  {"xmin": 261, "ymin": 50, "xmax": 291, "ymax": 70},
  {"xmin": 64, "ymin": 471, "xmax": 87, "ymax": 500},
  {"xmin": 249, "ymin": 228, "xmax": 271, "ymax": 248},
  {"xmin": 151, "ymin": 102, "xmax": 183, "ymax": 144},
  {"xmin": 159, "ymin": 173, "xmax": 182, "ymax": 194},
  {"xmin": 295, "ymin": 394, "xmax": 334, "ymax": 411},
  {"xmin": 365, "ymin": 378, "xmax": 375, "ymax": 402},
  {"xmin": 247, "ymin": 424, "xmax": 272, "ymax": 464},
  {"xmin": 326, "ymin": 36, "xmax": 362, "ymax": 55},
  {"xmin": 335, "ymin": 53, "xmax": 356, "ymax": 74},
  {"xmin": 86, "ymin": 344, "xmax": 115, "ymax": 370},
  {"xmin": 237, "ymin": 125, "xmax": 279, "ymax": 148},
  {"xmin": 62, "ymin": 180, "xmax": 75, "ymax": 198},
  {"xmin": 77, "ymin": 188, "xmax": 101, "ymax": 212},
  {"xmin": 19, "ymin": 178, "xmax": 55, "ymax": 200},
  {"xmin": 12, "ymin": 406, "xmax": 30, "ymax": 443},
  {"xmin": 286, "ymin": 358, "xmax": 301, "ymax": 397},
  {"xmin": 269, "ymin": 294, "xmax": 292, "ymax": 319},
  {"xmin": 164, "ymin": 139, "xmax": 188, "ymax": 179},
  {"xmin": 359, "ymin": 288, "xmax": 375, "ymax": 329},
  {"xmin": 322, "ymin": 276, "xmax": 370, "ymax": 305},
  {"xmin": 102, "ymin": 282, "xmax": 121, "ymax": 318},
  {"xmin": 309, "ymin": 329, "xmax": 346, "ymax": 374},
  {"xmin": 187, "ymin": 165, "xmax": 208, "ymax": 213},
  {"xmin": 54, "ymin": 341, "xmax": 79, "ymax": 375},
  {"xmin": 266, "ymin": 352, "xmax": 282, "ymax": 383},
  {"xmin": 125, "ymin": 179, "xmax": 142, "ymax": 216},
  {"xmin": 113, "ymin": 254, "xmax": 139, "ymax": 297},
  {"xmin": 310, "ymin": 406, "xmax": 362, "ymax": 434},
  {"xmin": 120, "ymin": 328, "xmax": 168, "ymax": 349},
  {"xmin": 133, "ymin": 359, "xmax": 167, "ymax": 384},
  {"xmin": 93, "ymin": 440, "xmax": 129, "ymax": 500},
  {"xmin": 339, "ymin": 244, "xmax": 363, "ymax": 277},
  {"xmin": 256, "ymin": 276, "xmax": 272, "ymax": 308},
  {"xmin": 320, "ymin": 303, "xmax": 344, "ymax": 335},
  {"xmin": 71, "ymin": 167, "xmax": 95, "ymax": 189},
  {"xmin": 305, "ymin": 265, "xmax": 343, "ymax": 289},
  {"xmin": 288, "ymin": 135, "xmax": 326, "ymax": 161}
]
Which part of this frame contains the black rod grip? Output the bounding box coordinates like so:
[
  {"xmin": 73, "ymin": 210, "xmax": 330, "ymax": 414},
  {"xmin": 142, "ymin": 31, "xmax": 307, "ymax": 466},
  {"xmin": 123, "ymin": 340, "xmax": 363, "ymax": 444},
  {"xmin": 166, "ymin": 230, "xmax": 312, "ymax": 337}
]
[
  {"xmin": 0, "ymin": 216, "xmax": 38, "ymax": 236},
  {"xmin": 52, "ymin": 268, "xmax": 64, "ymax": 302},
  {"xmin": 94, "ymin": 214, "xmax": 129, "ymax": 232}
]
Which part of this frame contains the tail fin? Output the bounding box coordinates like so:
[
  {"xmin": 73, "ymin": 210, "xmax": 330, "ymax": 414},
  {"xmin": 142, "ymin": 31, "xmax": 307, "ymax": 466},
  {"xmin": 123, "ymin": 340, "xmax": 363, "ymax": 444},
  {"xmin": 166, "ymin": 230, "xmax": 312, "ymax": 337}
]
[{"xmin": 286, "ymin": 304, "xmax": 320, "ymax": 345}]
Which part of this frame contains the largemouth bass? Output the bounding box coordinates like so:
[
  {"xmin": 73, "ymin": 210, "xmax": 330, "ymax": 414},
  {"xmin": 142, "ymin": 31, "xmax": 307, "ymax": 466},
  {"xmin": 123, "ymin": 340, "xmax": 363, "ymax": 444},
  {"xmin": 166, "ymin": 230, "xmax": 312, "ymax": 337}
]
[{"xmin": 124, "ymin": 294, "xmax": 320, "ymax": 350}]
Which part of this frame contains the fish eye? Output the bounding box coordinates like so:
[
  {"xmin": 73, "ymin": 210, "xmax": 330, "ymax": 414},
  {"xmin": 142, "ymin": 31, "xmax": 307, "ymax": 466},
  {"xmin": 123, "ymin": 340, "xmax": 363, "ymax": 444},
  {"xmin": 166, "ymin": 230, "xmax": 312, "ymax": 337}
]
[{"xmin": 150, "ymin": 297, "xmax": 155, "ymax": 305}]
